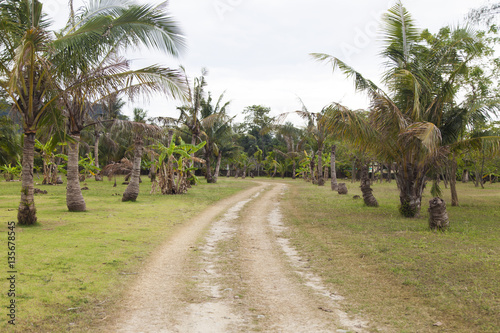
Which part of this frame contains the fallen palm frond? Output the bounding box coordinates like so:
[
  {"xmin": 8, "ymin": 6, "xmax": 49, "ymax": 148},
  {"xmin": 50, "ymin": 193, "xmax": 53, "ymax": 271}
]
[{"xmin": 102, "ymin": 158, "xmax": 133, "ymax": 179}]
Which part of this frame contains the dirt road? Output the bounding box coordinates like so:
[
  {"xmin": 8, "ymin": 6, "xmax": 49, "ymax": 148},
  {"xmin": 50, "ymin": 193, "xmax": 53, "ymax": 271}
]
[{"xmin": 103, "ymin": 181, "xmax": 368, "ymax": 332}]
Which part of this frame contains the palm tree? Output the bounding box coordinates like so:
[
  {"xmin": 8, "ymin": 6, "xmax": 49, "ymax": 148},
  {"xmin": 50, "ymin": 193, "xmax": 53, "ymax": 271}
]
[
  {"xmin": 121, "ymin": 121, "xmax": 164, "ymax": 202},
  {"xmin": 292, "ymin": 100, "xmax": 337, "ymax": 186},
  {"xmin": 274, "ymin": 122, "xmax": 306, "ymax": 179},
  {"xmin": 177, "ymin": 68, "xmax": 208, "ymax": 147},
  {"xmin": 312, "ymin": 1, "xmax": 499, "ymax": 218},
  {"xmin": 199, "ymin": 92, "xmax": 233, "ymax": 183},
  {"xmin": 330, "ymin": 144, "xmax": 338, "ymax": 190},
  {"xmin": 0, "ymin": 0, "xmax": 58, "ymax": 224},
  {"xmin": 53, "ymin": 1, "xmax": 187, "ymax": 211},
  {"xmin": 1, "ymin": 0, "xmax": 187, "ymax": 223}
]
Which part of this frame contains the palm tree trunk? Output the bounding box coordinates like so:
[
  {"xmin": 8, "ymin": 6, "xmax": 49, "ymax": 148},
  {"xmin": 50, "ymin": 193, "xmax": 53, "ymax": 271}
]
[
  {"xmin": 123, "ymin": 137, "xmax": 144, "ymax": 202},
  {"xmin": 292, "ymin": 160, "xmax": 296, "ymax": 179},
  {"xmin": 449, "ymin": 154, "xmax": 459, "ymax": 207},
  {"xmin": 361, "ymin": 164, "xmax": 378, "ymax": 207},
  {"xmin": 330, "ymin": 145, "xmax": 338, "ymax": 191},
  {"xmin": 317, "ymin": 147, "xmax": 324, "ymax": 186},
  {"xmin": 18, "ymin": 133, "xmax": 37, "ymax": 225},
  {"xmin": 396, "ymin": 163, "xmax": 426, "ymax": 218},
  {"xmin": 428, "ymin": 197, "xmax": 450, "ymax": 231},
  {"xmin": 480, "ymin": 148, "xmax": 485, "ymax": 189},
  {"xmin": 94, "ymin": 132, "xmax": 100, "ymax": 168},
  {"xmin": 206, "ymin": 152, "xmax": 215, "ymax": 183},
  {"xmin": 309, "ymin": 158, "xmax": 315, "ymax": 184},
  {"xmin": 214, "ymin": 153, "xmax": 222, "ymax": 183},
  {"xmin": 66, "ymin": 134, "xmax": 86, "ymax": 212},
  {"xmin": 94, "ymin": 132, "xmax": 102, "ymax": 181},
  {"xmin": 205, "ymin": 143, "xmax": 216, "ymax": 183}
]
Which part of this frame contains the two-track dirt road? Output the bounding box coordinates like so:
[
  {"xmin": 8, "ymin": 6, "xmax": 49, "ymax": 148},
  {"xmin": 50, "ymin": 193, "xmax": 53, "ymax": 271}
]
[{"xmin": 102, "ymin": 181, "xmax": 368, "ymax": 333}]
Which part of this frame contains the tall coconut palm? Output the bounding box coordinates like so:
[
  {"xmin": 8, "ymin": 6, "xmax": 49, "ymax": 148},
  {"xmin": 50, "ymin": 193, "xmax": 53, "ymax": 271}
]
[
  {"xmin": 313, "ymin": 1, "xmax": 499, "ymax": 217},
  {"xmin": 177, "ymin": 68, "xmax": 208, "ymax": 147},
  {"xmin": 0, "ymin": 0, "xmax": 57, "ymax": 224}
]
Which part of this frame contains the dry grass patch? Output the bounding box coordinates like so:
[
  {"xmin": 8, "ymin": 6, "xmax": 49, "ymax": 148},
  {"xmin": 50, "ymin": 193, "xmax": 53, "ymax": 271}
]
[{"xmin": 280, "ymin": 179, "xmax": 500, "ymax": 332}]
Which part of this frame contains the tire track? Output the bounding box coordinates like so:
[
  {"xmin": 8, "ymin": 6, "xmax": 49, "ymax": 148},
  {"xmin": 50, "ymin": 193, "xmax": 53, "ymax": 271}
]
[
  {"xmin": 237, "ymin": 182, "xmax": 368, "ymax": 332},
  {"xmin": 102, "ymin": 181, "xmax": 369, "ymax": 332},
  {"xmin": 103, "ymin": 183, "xmax": 266, "ymax": 333}
]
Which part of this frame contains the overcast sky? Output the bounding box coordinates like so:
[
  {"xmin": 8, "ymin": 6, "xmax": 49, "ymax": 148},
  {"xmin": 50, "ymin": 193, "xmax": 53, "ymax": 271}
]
[{"xmin": 48, "ymin": 0, "xmax": 489, "ymax": 125}]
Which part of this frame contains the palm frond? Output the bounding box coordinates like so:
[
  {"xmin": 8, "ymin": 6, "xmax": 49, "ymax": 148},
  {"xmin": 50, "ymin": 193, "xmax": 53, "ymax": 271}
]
[{"xmin": 381, "ymin": 1, "xmax": 419, "ymax": 67}]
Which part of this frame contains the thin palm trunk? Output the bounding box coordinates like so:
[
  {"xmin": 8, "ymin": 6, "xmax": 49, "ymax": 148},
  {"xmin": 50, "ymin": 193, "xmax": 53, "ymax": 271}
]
[
  {"xmin": 18, "ymin": 133, "xmax": 37, "ymax": 225},
  {"xmin": 310, "ymin": 158, "xmax": 315, "ymax": 184},
  {"xmin": 94, "ymin": 133, "xmax": 100, "ymax": 168},
  {"xmin": 330, "ymin": 145, "xmax": 338, "ymax": 191},
  {"xmin": 66, "ymin": 134, "xmax": 86, "ymax": 212},
  {"xmin": 94, "ymin": 132, "xmax": 102, "ymax": 181},
  {"xmin": 292, "ymin": 160, "xmax": 296, "ymax": 179},
  {"xmin": 206, "ymin": 153, "xmax": 215, "ymax": 183},
  {"xmin": 449, "ymin": 154, "xmax": 459, "ymax": 206},
  {"xmin": 317, "ymin": 147, "xmax": 324, "ymax": 186},
  {"xmin": 190, "ymin": 133, "xmax": 197, "ymax": 168},
  {"xmin": 361, "ymin": 164, "xmax": 379, "ymax": 207},
  {"xmin": 213, "ymin": 153, "xmax": 222, "ymax": 183},
  {"xmin": 205, "ymin": 144, "xmax": 215, "ymax": 183},
  {"xmin": 480, "ymin": 148, "xmax": 485, "ymax": 189},
  {"xmin": 123, "ymin": 137, "xmax": 144, "ymax": 202}
]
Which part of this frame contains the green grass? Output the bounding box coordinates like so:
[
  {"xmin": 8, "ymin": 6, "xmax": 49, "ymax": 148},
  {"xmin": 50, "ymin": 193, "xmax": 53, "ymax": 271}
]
[
  {"xmin": 0, "ymin": 176, "xmax": 254, "ymax": 332},
  {"xmin": 1, "ymin": 176, "xmax": 499, "ymax": 332},
  {"xmin": 281, "ymin": 179, "xmax": 500, "ymax": 332}
]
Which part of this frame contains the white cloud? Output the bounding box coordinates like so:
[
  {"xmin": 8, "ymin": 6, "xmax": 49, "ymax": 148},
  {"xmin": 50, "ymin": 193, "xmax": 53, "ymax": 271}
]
[{"xmin": 49, "ymin": 0, "xmax": 489, "ymax": 125}]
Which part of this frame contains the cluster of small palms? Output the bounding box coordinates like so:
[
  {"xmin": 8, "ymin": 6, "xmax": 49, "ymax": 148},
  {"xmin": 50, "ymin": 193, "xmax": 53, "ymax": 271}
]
[{"xmin": 310, "ymin": 2, "xmax": 500, "ymax": 219}]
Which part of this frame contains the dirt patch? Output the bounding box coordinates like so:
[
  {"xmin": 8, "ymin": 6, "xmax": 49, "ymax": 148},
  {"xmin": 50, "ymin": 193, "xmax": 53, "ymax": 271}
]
[
  {"xmin": 237, "ymin": 183, "xmax": 368, "ymax": 332},
  {"xmin": 101, "ymin": 181, "xmax": 370, "ymax": 332},
  {"xmin": 101, "ymin": 183, "xmax": 266, "ymax": 332}
]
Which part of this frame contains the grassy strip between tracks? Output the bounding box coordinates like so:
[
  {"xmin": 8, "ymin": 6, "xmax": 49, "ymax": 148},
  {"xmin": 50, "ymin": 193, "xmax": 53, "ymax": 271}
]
[
  {"xmin": 0, "ymin": 176, "xmax": 254, "ymax": 332},
  {"xmin": 281, "ymin": 179, "xmax": 500, "ymax": 332}
]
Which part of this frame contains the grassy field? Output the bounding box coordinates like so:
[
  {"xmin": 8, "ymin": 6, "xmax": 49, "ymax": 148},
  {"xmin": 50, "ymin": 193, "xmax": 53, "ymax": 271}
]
[
  {"xmin": 0, "ymin": 176, "xmax": 255, "ymax": 332},
  {"xmin": 1, "ymin": 176, "xmax": 499, "ymax": 332},
  {"xmin": 281, "ymin": 179, "xmax": 500, "ymax": 332}
]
